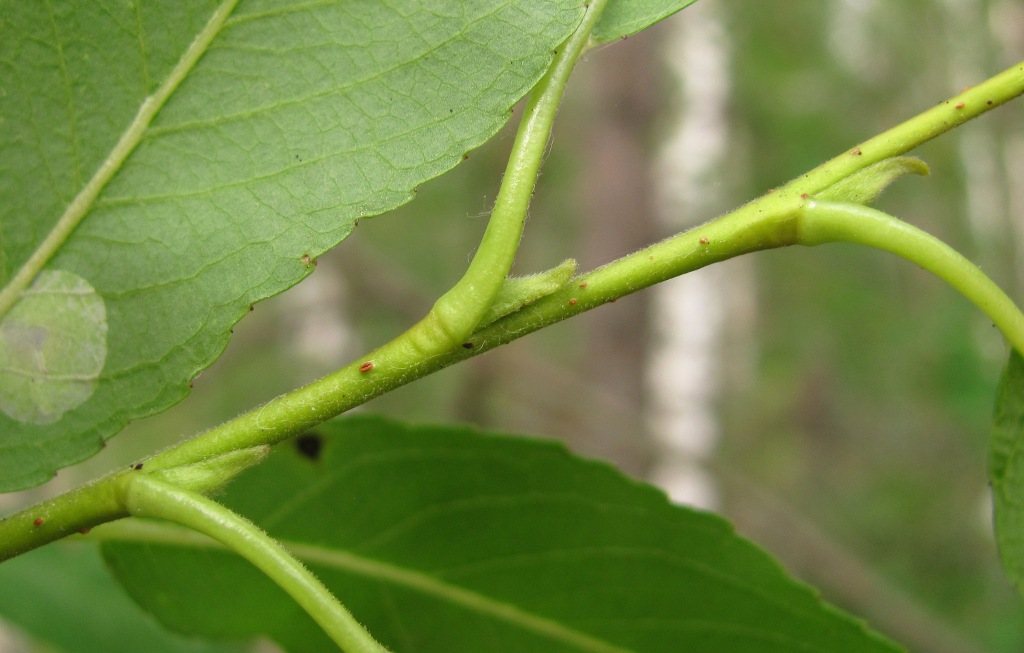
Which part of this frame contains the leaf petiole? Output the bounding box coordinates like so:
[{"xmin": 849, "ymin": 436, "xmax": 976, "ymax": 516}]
[
  {"xmin": 797, "ymin": 200, "xmax": 1024, "ymax": 354},
  {"xmin": 124, "ymin": 474, "xmax": 389, "ymax": 653},
  {"xmin": 403, "ymin": 0, "xmax": 610, "ymax": 355}
]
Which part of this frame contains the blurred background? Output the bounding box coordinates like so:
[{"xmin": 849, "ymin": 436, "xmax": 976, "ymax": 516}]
[{"xmin": 4, "ymin": 1, "xmax": 1024, "ymax": 651}]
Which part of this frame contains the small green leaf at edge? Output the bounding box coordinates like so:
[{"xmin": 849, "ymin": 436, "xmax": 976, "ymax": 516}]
[
  {"xmin": 593, "ymin": 0, "xmax": 700, "ymax": 43},
  {"xmin": 102, "ymin": 415, "xmax": 904, "ymax": 653},
  {"xmin": 989, "ymin": 348, "xmax": 1024, "ymax": 594}
]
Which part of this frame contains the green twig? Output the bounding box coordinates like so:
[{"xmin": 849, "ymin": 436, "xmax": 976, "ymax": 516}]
[
  {"xmin": 3, "ymin": 60, "xmax": 1023, "ymax": 562},
  {"xmin": 0, "ymin": 473, "xmax": 130, "ymax": 562},
  {"xmin": 124, "ymin": 474, "xmax": 389, "ymax": 653}
]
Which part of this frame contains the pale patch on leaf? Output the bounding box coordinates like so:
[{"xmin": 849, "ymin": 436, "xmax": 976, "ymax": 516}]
[{"xmin": 0, "ymin": 270, "xmax": 107, "ymax": 424}]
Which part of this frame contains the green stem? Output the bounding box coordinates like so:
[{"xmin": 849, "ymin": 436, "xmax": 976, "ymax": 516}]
[
  {"xmin": 403, "ymin": 0, "xmax": 609, "ymax": 354},
  {"xmin": 780, "ymin": 61, "xmax": 1024, "ymax": 199},
  {"xmin": 797, "ymin": 200, "xmax": 1024, "ymax": 354},
  {"xmin": 0, "ymin": 471, "xmax": 131, "ymax": 562},
  {"xmin": 124, "ymin": 474, "xmax": 389, "ymax": 653},
  {"xmin": 3, "ymin": 60, "xmax": 1023, "ymax": 561}
]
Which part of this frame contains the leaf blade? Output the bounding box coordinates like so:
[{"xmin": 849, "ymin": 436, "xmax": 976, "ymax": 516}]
[
  {"xmin": 0, "ymin": 0, "xmax": 585, "ymax": 490},
  {"xmin": 102, "ymin": 416, "xmax": 904, "ymax": 653}
]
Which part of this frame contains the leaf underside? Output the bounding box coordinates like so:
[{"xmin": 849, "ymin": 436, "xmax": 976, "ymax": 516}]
[
  {"xmin": 0, "ymin": 0, "xmax": 587, "ymax": 490},
  {"xmin": 0, "ymin": 0, "xmax": 702, "ymax": 492},
  {"xmin": 102, "ymin": 416, "xmax": 902, "ymax": 653}
]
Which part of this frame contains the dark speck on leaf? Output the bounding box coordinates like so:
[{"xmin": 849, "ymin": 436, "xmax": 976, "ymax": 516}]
[{"xmin": 296, "ymin": 433, "xmax": 324, "ymax": 461}]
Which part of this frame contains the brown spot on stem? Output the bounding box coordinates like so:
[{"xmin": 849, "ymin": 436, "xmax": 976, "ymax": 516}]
[
  {"xmin": 359, "ymin": 361, "xmax": 374, "ymax": 373},
  {"xmin": 851, "ymin": 148, "xmax": 863, "ymax": 156},
  {"xmin": 33, "ymin": 518, "xmax": 44, "ymax": 527}
]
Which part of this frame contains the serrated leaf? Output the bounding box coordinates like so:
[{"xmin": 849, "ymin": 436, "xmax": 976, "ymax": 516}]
[
  {"xmin": 593, "ymin": 0, "xmax": 699, "ymax": 43},
  {"xmin": 0, "ymin": 0, "xmax": 586, "ymax": 490},
  {"xmin": 101, "ymin": 415, "xmax": 903, "ymax": 653},
  {"xmin": 0, "ymin": 542, "xmax": 245, "ymax": 653},
  {"xmin": 989, "ymin": 349, "xmax": 1024, "ymax": 593}
]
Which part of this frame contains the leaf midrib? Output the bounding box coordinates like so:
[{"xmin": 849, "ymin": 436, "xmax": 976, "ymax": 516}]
[
  {"xmin": 97, "ymin": 520, "xmax": 636, "ymax": 653},
  {"xmin": 0, "ymin": 0, "xmax": 241, "ymax": 320}
]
